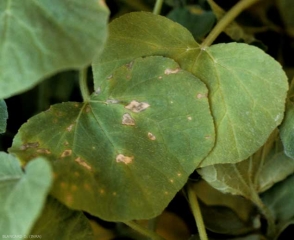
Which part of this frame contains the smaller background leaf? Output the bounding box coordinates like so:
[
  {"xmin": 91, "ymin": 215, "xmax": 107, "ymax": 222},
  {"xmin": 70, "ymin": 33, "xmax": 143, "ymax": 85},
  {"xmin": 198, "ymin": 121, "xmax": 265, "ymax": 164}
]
[
  {"xmin": 261, "ymin": 174, "xmax": 294, "ymax": 238},
  {"xmin": 30, "ymin": 196, "xmax": 94, "ymax": 240},
  {"xmin": 0, "ymin": 153, "xmax": 52, "ymax": 235},
  {"xmin": 0, "ymin": 99, "xmax": 8, "ymax": 133},
  {"xmin": 167, "ymin": 6, "xmax": 215, "ymax": 41}
]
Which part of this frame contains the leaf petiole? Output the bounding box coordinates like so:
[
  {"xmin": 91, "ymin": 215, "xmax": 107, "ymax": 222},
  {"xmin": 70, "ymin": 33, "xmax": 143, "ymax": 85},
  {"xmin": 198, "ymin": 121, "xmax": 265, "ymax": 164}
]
[
  {"xmin": 153, "ymin": 0, "xmax": 164, "ymax": 15},
  {"xmin": 187, "ymin": 184, "xmax": 208, "ymax": 240},
  {"xmin": 123, "ymin": 221, "xmax": 165, "ymax": 240},
  {"xmin": 201, "ymin": 0, "xmax": 261, "ymax": 48},
  {"xmin": 79, "ymin": 67, "xmax": 90, "ymax": 102}
]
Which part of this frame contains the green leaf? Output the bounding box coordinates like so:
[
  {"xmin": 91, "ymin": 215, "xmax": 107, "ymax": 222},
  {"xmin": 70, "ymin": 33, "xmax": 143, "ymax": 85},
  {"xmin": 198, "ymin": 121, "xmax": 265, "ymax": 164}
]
[
  {"xmin": 0, "ymin": 99, "xmax": 8, "ymax": 133},
  {"xmin": 9, "ymin": 56, "xmax": 215, "ymax": 221},
  {"xmin": 0, "ymin": 0, "xmax": 109, "ymax": 99},
  {"xmin": 93, "ymin": 12, "xmax": 288, "ymax": 166},
  {"xmin": 193, "ymin": 180, "xmax": 259, "ymax": 235},
  {"xmin": 30, "ymin": 197, "xmax": 93, "ymax": 240},
  {"xmin": 0, "ymin": 153, "xmax": 52, "ymax": 235},
  {"xmin": 261, "ymin": 174, "xmax": 294, "ymax": 238},
  {"xmin": 198, "ymin": 131, "xmax": 294, "ymax": 200},
  {"xmin": 167, "ymin": 6, "xmax": 215, "ymax": 40}
]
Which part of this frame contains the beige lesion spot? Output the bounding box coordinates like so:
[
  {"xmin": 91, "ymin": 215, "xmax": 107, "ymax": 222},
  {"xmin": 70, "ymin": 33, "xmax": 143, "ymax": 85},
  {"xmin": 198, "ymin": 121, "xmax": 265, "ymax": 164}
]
[
  {"xmin": 61, "ymin": 149, "xmax": 72, "ymax": 158},
  {"xmin": 148, "ymin": 132, "xmax": 156, "ymax": 140},
  {"xmin": 177, "ymin": 173, "xmax": 182, "ymax": 177},
  {"xmin": 122, "ymin": 113, "xmax": 135, "ymax": 126},
  {"xmin": 125, "ymin": 100, "xmax": 150, "ymax": 113},
  {"xmin": 67, "ymin": 124, "xmax": 74, "ymax": 132},
  {"xmin": 169, "ymin": 179, "xmax": 174, "ymax": 183},
  {"xmin": 187, "ymin": 116, "xmax": 192, "ymax": 121},
  {"xmin": 116, "ymin": 154, "xmax": 133, "ymax": 164},
  {"xmin": 71, "ymin": 185, "xmax": 77, "ymax": 191},
  {"xmin": 100, "ymin": 189, "xmax": 105, "ymax": 194},
  {"xmin": 36, "ymin": 148, "xmax": 51, "ymax": 154},
  {"xmin": 164, "ymin": 68, "xmax": 180, "ymax": 75},
  {"xmin": 113, "ymin": 192, "xmax": 117, "ymax": 196},
  {"xmin": 20, "ymin": 142, "xmax": 39, "ymax": 150},
  {"xmin": 75, "ymin": 157, "xmax": 92, "ymax": 170},
  {"xmin": 197, "ymin": 93, "xmax": 208, "ymax": 99}
]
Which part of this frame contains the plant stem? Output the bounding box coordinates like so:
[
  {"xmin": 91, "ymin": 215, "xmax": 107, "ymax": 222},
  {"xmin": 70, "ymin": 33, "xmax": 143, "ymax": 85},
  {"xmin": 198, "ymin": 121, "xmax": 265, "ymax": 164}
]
[
  {"xmin": 123, "ymin": 221, "xmax": 165, "ymax": 240},
  {"xmin": 79, "ymin": 67, "xmax": 90, "ymax": 102},
  {"xmin": 187, "ymin": 184, "xmax": 208, "ymax": 240},
  {"xmin": 201, "ymin": 0, "xmax": 261, "ymax": 48},
  {"xmin": 252, "ymin": 193, "xmax": 276, "ymax": 238},
  {"xmin": 153, "ymin": 0, "xmax": 164, "ymax": 15}
]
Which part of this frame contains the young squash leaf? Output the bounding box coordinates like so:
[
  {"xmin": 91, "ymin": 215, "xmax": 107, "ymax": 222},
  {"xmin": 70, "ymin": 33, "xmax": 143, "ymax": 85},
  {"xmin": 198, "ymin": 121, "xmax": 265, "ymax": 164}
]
[
  {"xmin": 30, "ymin": 197, "xmax": 94, "ymax": 240},
  {"xmin": 0, "ymin": 153, "xmax": 52, "ymax": 235},
  {"xmin": 198, "ymin": 131, "xmax": 294, "ymax": 201},
  {"xmin": 9, "ymin": 56, "xmax": 215, "ymax": 221},
  {"xmin": 261, "ymin": 174, "xmax": 294, "ymax": 238},
  {"xmin": 93, "ymin": 12, "xmax": 288, "ymax": 166},
  {"xmin": 0, "ymin": 0, "xmax": 109, "ymax": 99},
  {"xmin": 0, "ymin": 99, "xmax": 8, "ymax": 133}
]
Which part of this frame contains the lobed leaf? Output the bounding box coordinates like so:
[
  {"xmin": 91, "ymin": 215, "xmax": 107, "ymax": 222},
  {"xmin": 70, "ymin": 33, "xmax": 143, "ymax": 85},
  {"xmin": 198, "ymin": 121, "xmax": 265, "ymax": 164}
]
[
  {"xmin": 0, "ymin": 99, "xmax": 8, "ymax": 133},
  {"xmin": 0, "ymin": 153, "xmax": 52, "ymax": 235},
  {"xmin": 30, "ymin": 197, "xmax": 94, "ymax": 240},
  {"xmin": 9, "ymin": 56, "xmax": 215, "ymax": 221},
  {"xmin": 93, "ymin": 12, "xmax": 288, "ymax": 166},
  {"xmin": 0, "ymin": 0, "xmax": 109, "ymax": 99}
]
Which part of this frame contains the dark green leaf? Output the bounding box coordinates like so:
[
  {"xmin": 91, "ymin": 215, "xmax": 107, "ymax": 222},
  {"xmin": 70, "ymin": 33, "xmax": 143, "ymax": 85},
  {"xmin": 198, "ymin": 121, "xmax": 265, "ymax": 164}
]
[
  {"xmin": 0, "ymin": 153, "xmax": 52, "ymax": 235},
  {"xmin": 93, "ymin": 12, "xmax": 288, "ymax": 166},
  {"xmin": 261, "ymin": 174, "xmax": 294, "ymax": 238},
  {"xmin": 0, "ymin": 0, "xmax": 109, "ymax": 99},
  {"xmin": 30, "ymin": 197, "xmax": 93, "ymax": 240},
  {"xmin": 277, "ymin": 0, "xmax": 294, "ymax": 37},
  {"xmin": 9, "ymin": 56, "xmax": 215, "ymax": 221},
  {"xmin": 167, "ymin": 6, "xmax": 215, "ymax": 40},
  {"xmin": 0, "ymin": 99, "xmax": 8, "ymax": 133}
]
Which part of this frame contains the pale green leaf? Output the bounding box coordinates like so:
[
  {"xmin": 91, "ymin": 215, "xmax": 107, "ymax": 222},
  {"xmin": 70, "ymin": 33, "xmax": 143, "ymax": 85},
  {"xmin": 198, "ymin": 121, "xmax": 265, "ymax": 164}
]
[
  {"xmin": 93, "ymin": 12, "xmax": 288, "ymax": 166},
  {"xmin": 0, "ymin": 153, "xmax": 52, "ymax": 235},
  {"xmin": 198, "ymin": 131, "xmax": 294, "ymax": 200},
  {"xmin": 0, "ymin": 99, "xmax": 8, "ymax": 133},
  {"xmin": 30, "ymin": 197, "xmax": 93, "ymax": 240},
  {"xmin": 0, "ymin": 0, "xmax": 109, "ymax": 99},
  {"xmin": 9, "ymin": 56, "xmax": 215, "ymax": 221},
  {"xmin": 261, "ymin": 174, "xmax": 294, "ymax": 238}
]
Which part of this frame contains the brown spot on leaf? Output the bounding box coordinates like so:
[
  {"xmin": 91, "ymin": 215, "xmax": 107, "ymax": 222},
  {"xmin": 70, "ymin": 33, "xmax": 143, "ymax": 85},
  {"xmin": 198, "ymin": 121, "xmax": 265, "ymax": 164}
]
[
  {"xmin": 106, "ymin": 99, "xmax": 120, "ymax": 104},
  {"xmin": 197, "ymin": 93, "xmax": 207, "ymax": 99},
  {"xmin": 148, "ymin": 132, "xmax": 156, "ymax": 140},
  {"xmin": 107, "ymin": 74, "xmax": 113, "ymax": 80},
  {"xmin": 36, "ymin": 148, "xmax": 51, "ymax": 154},
  {"xmin": 67, "ymin": 124, "xmax": 74, "ymax": 132},
  {"xmin": 126, "ymin": 61, "xmax": 134, "ymax": 69},
  {"xmin": 125, "ymin": 100, "xmax": 150, "ymax": 113},
  {"xmin": 64, "ymin": 141, "xmax": 69, "ymax": 146},
  {"xmin": 116, "ymin": 154, "xmax": 133, "ymax": 164},
  {"xmin": 164, "ymin": 68, "xmax": 180, "ymax": 75},
  {"xmin": 187, "ymin": 116, "xmax": 192, "ymax": 121},
  {"xmin": 71, "ymin": 185, "xmax": 77, "ymax": 191},
  {"xmin": 20, "ymin": 142, "xmax": 39, "ymax": 150},
  {"xmin": 122, "ymin": 113, "xmax": 135, "ymax": 126},
  {"xmin": 75, "ymin": 157, "xmax": 91, "ymax": 170},
  {"xmin": 85, "ymin": 105, "xmax": 91, "ymax": 113},
  {"xmin": 61, "ymin": 149, "xmax": 72, "ymax": 158}
]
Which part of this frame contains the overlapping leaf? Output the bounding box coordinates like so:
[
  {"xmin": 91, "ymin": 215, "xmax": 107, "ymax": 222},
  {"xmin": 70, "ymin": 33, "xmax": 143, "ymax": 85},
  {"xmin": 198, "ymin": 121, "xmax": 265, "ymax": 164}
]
[
  {"xmin": 261, "ymin": 174, "xmax": 294, "ymax": 238},
  {"xmin": 0, "ymin": 99, "xmax": 8, "ymax": 133},
  {"xmin": 198, "ymin": 131, "xmax": 294, "ymax": 201},
  {"xmin": 9, "ymin": 56, "xmax": 215, "ymax": 221},
  {"xmin": 0, "ymin": 0, "xmax": 109, "ymax": 99},
  {"xmin": 93, "ymin": 12, "xmax": 288, "ymax": 166},
  {"xmin": 0, "ymin": 153, "xmax": 52, "ymax": 235},
  {"xmin": 30, "ymin": 197, "xmax": 93, "ymax": 240}
]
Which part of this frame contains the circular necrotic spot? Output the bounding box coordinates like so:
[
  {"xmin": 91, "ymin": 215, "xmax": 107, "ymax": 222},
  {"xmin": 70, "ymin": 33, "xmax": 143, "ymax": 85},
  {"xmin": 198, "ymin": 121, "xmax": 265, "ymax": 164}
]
[
  {"xmin": 61, "ymin": 149, "xmax": 72, "ymax": 158},
  {"xmin": 122, "ymin": 113, "xmax": 135, "ymax": 126},
  {"xmin": 125, "ymin": 100, "xmax": 150, "ymax": 113},
  {"xmin": 148, "ymin": 132, "xmax": 156, "ymax": 140},
  {"xmin": 116, "ymin": 154, "xmax": 133, "ymax": 164}
]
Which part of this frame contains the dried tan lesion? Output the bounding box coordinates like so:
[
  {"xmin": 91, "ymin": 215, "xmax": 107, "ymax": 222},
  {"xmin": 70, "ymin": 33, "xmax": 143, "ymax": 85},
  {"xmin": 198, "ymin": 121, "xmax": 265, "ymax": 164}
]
[
  {"xmin": 116, "ymin": 154, "xmax": 133, "ymax": 164},
  {"xmin": 164, "ymin": 68, "xmax": 180, "ymax": 75},
  {"xmin": 75, "ymin": 157, "xmax": 92, "ymax": 170},
  {"xmin": 148, "ymin": 132, "xmax": 156, "ymax": 140},
  {"xmin": 125, "ymin": 100, "xmax": 150, "ymax": 113},
  {"xmin": 196, "ymin": 93, "xmax": 208, "ymax": 99},
  {"xmin": 20, "ymin": 142, "xmax": 39, "ymax": 150},
  {"xmin": 61, "ymin": 149, "xmax": 72, "ymax": 158},
  {"xmin": 36, "ymin": 148, "xmax": 51, "ymax": 154},
  {"xmin": 122, "ymin": 113, "xmax": 135, "ymax": 126},
  {"xmin": 66, "ymin": 124, "xmax": 74, "ymax": 132}
]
